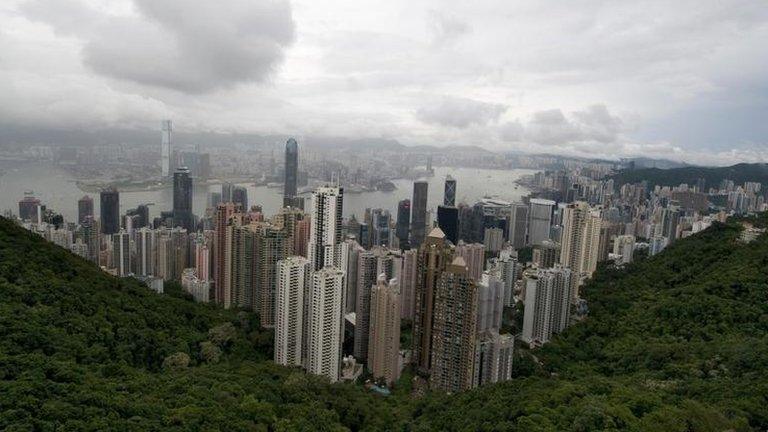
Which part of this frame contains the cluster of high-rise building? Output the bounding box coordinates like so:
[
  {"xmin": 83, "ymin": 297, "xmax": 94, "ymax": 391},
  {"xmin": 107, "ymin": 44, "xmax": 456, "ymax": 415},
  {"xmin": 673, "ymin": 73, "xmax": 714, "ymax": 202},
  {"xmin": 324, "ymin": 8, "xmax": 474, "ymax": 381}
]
[{"xmin": 12, "ymin": 133, "xmax": 768, "ymax": 394}]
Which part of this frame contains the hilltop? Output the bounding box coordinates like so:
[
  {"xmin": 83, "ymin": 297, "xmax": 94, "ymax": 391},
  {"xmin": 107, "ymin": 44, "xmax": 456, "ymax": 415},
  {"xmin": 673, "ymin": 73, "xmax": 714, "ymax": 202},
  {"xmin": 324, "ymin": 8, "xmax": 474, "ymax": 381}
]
[
  {"xmin": 0, "ymin": 216, "xmax": 767, "ymax": 431},
  {"xmin": 609, "ymin": 163, "xmax": 768, "ymax": 189}
]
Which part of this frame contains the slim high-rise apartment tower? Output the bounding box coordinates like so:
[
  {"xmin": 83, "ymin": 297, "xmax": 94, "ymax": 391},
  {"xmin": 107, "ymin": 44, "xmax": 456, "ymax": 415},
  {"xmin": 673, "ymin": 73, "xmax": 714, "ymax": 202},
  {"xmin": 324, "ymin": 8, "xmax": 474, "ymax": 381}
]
[
  {"xmin": 308, "ymin": 186, "xmax": 344, "ymax": 271},
  {"xmin": 161, "ymin": 120, "xmax": 172, "ymax": 177},
  {"xmin": 275, "ymin": 256, "xmax": 311, "ymax": 367},
  {"xmin": 412, "ymin": 227, "xmax": 453, "ymax": 372},
  {"xmin": 368, "ymin": 274, "xmax": 402, "ymax": 386},
  {"xmin": 429, "ymin": 256, "xmax": 478, "ymax": 393},
  {"xmin": 306, "ymin": 267, "xmax": 345, "ymax": 383},
  {"xmin": 112, "ymin": 231, "xmax": 131, "ymax": 277},
  {"xmin": 213, "ymin": 203, "xmax": 241, "ymax": 307},
  {"xmin": 521, "ymin": 266, "xmax": 572, "ymax": 347},
  {"xmin": 560, "ymin": 202, "xmax": 602, "ymax": 287},
  {"xmin": 354, "ymin": 247, "xmax": 396, "ymax": 361}
]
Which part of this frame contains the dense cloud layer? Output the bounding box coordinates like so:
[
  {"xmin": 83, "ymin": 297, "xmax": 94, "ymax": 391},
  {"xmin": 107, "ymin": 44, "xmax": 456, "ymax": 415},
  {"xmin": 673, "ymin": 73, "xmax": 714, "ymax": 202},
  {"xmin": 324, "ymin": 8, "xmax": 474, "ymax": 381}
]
[
  {"xmin": 417, "ymin": 96, "xmax": 506, "ymax": 128},
  {"xmin": 1, "ymin": 0, "xmax": 767, "ymax": 164},
  {"xmin": 21, "ymin": 0, "xmax": 295, "ymax": 93}
]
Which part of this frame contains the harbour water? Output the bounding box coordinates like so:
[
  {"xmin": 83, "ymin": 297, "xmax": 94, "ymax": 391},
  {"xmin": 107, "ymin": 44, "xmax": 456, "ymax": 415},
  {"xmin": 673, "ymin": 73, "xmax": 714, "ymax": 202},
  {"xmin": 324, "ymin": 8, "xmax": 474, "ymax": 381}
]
[{"xmin": 0, "ymin": 162, "xmax": 535, "ymax": 223}]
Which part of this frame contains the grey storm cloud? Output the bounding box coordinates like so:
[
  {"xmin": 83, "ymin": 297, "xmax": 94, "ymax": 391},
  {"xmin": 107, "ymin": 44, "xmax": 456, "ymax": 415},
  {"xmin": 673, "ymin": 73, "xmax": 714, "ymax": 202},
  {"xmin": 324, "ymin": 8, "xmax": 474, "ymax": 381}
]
[
  {"xmin": 416, "ymin": 96, "xmax": 507, "ymax": 128},
  {"xmin": 502, "ymin": 105, "xmax": 625, "ymax": 147},
  {"xmin": 21, "ymin": 0, "xmax": 295, "ymax": 93}
]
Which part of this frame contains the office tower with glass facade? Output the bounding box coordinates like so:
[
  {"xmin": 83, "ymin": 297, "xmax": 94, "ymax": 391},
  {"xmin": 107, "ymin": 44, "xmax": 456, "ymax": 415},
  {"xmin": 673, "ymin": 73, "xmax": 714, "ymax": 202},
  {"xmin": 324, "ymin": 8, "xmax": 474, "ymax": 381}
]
[
  {"xmin": 444, "ymin": 175, "xmax": 456, "ymax": 206},
  {"xmin": 77, "ymin": 195, "xmax": 93, "ymax": 224},
  {"xmin": 100, "ymin": 187, "xmax": 120, "ymax": 235},
  {"xmin": 396, "ymin": 199, "xmax": 411, "ymax": 249},
  {"xmin": 173, "ymin": 167, "xmax": 194, "ymax": 231}
]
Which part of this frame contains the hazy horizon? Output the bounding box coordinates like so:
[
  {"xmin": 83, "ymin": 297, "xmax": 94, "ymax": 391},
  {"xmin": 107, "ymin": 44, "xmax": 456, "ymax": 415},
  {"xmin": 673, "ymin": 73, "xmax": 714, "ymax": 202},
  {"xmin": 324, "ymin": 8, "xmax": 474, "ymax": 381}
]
[{"xmin": 1, "ymin": 0, "xmax": 767, "ymax": 166}]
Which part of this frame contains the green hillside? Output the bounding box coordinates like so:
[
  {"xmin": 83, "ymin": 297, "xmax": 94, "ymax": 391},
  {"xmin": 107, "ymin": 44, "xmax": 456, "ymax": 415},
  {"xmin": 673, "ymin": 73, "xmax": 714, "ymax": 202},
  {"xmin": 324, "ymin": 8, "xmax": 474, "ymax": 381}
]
[
  {"xmin": 1, "ymin": 215, "xmax": 767, "ymax": 431},
  {"xmin": 609, "ymin": 163, "xmax": 768, "ymax": 189}
]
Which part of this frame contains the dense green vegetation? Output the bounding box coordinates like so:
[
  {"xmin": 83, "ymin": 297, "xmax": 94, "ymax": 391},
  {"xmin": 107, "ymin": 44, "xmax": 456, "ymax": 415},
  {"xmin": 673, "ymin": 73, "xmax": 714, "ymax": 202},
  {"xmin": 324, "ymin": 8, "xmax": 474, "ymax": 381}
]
[
  {"xmin": 609, "ymin": 162, "xmax": 768, "ymax": 189},
  {"xmin": 1, "ymin": 216, "xmax": 767, "ymax": 431}
]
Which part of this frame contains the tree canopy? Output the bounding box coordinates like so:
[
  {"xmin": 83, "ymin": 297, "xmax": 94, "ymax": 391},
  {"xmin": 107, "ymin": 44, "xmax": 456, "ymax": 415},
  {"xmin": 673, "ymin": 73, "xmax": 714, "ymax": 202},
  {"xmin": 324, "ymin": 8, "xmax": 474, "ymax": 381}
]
[{"xmin": 1, "ymin": 216, "xmax": 767, "ymax": 431}]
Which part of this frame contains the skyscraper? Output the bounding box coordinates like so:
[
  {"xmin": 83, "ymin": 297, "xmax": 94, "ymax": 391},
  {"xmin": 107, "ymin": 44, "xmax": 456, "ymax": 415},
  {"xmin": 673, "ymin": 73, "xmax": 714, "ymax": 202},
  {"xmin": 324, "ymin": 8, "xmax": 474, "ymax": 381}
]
[
  {"xmin": 256, "ymin": 222, "xmax": 289, "ymax": 328},
  {"xmin": 18, "ymin": 194, "xmax": 41, "ymax": 223},
  {"xmin": 509, "ymin": 203, "xmax": 529, "ymax": 249},
  {"xmin": 399, "ymin": 249, "xmax": 418, "ymax": 320},
  {"xmin": 368, "ymin": 274, "xmax": 402, "ymax": 386},
  {"xmin": 429, "ymin": 256, "xmax": 478, "ymax": 393},
  {"xmin": 275, "ymin": 256, "xmax": 311, "ymax": 367},
  {"xmin": 112, "ymin": 231, "xmax": 131, "ymax": 277},
  {"xmin": 521, "ymin": 266, "xmax": 572, "ymax": 347},
  {"xmin": 410, "ymin": 181, "xmax": 428, "ymax": 248},
  {"xmin": 613, "ymin": 235, "xmax": 636, "ymax": 265},
  {"xmin": 395, "ymin": 199, "xmax": 411, "ymax": 249},
  {"xmin": 437, "ymin": 205, "xmax": 459, "ymax": 245},
  {"xmin": 77, "ymin": 195, "xmax": 93, "ymax": 225},
  {"xmin": 173, "ymin": 167, "xmax": 194, "ymax": 231},
  {"xmin": 455, "ymin": 241, "xmax": 485, "ymax": 281},
  {"xmin": 444, "ymin": 175, "xmax": 456, "ymax": 207},
  {"xmin": 283, "ymin": 138, "xmax": 300, "ymax": 208},
  {"xmin": 80, "ymin": 216, "xmax": 100, "ymax": 264},
  {"xmin": 306, "ymin": 267, "xmax": 345, "ymax": 383},
  {"xmin": 135, "ymin": 227, "xmax": 156, "ymax": 276},
  {"xmin": 308, "ymin": 186, "xmax": 344, "ymax": 271},
  {"xmin": 161, "ymin": 120, "xmax": 172, "ymax": 177},
  {"xmin": 354, "ymin": 247, "xmax": 396, "ymax": 362},
  {"xmin": 412, "ymin": 227, "xmax": 453, "ymax": 372},
  {"xmin": 528, "ymin": 198, "xmax": 555, "ymax": 245},
  {"xmin": 559, "ymin": 202, "xmax": 602, "ymax": 287},
  {"xmin": 232, "ymin": 186, "xmax": 248, "ymax": 211},
  {"xmin": 100, "ymin": 187, "xmax": 120, "ymax": 235},
  {"xmin": 213, "ymin": 202, "xmax": 241, "ymax": 307}
]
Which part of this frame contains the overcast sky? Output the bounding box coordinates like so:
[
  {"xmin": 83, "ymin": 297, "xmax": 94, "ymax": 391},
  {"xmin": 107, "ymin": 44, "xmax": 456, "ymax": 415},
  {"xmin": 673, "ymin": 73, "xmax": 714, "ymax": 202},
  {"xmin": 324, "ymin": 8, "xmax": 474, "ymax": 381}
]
[{"xmin": 1, "ymin": 0, "xmax": 767, "ymax": 165}]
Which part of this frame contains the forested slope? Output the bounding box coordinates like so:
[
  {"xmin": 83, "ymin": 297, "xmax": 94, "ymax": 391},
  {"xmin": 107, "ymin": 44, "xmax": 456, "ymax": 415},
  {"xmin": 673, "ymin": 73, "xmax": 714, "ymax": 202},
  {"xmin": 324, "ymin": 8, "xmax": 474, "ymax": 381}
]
[
  {"xmin": 608, "ymin": 162, "xmax": 768, "ymax": 189},
  {"xmin": 1, "ymin": 216, "xmax": 767, "ymax": 431}
]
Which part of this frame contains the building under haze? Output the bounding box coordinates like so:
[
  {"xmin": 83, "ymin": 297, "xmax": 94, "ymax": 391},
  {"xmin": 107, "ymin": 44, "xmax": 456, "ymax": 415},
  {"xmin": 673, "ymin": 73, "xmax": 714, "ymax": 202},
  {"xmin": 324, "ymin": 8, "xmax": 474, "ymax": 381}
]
[
  {"xmin": 528, "ymin": 198, "xmax": 555, "ymax": 245},
  {"xmin": 18, "ymin": 194, "xmax": 41, "ymax": 223},
  {"xmin": 444, "ymin": 175, "xmax": 456, "ymax": 207},
  {"xmin": 283, "ymin": 138, "xmax": 302, "ymax": 209},
  {"xmin": 410, "ymin": 181, "xmax": 428, "ymax": 248},
  {"xmin": 100, "ymin": 187, "xmax": 120, "ymax": 235},
  {"xmin": 395, "ymin": 199, "xmax": 411, "ymax": 249},
  {"xmin": 161, "ymin": 120, "xmax": 172, "ymax": 177},
  {"xmin": 77, "ymin": 195, "xmax": 93, "ymax": 225},
  {"xmin": 173, "ymin": 167, "xmax": 194, "ymax": 231}
]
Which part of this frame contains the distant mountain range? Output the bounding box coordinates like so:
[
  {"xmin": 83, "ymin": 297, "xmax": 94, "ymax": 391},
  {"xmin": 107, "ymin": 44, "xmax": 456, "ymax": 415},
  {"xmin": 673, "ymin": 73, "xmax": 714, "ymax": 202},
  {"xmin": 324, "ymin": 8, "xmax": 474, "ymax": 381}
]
[{"xmin": 610, "ymin": 163, "xmax": 768, "ymax": 188}]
